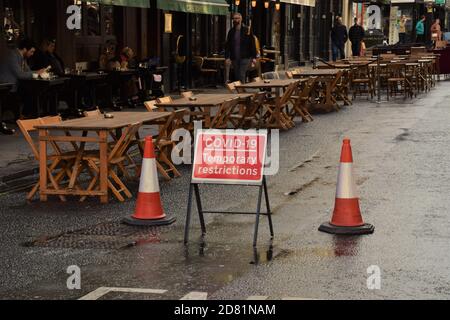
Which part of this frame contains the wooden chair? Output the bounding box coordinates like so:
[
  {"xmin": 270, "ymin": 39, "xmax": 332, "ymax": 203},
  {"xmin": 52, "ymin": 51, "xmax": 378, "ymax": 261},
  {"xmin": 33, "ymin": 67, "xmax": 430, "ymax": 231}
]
[
  {"xmin": 82, "ymin": 123, "xmax": 142, "ymax": 202},
  {"xmin": 157, "ymin": 96, "xmax": 173, "ymax": 104},
  {"xmin": 263, "ymin": 81, "xmax": 297, "ymax": 130},
  {"xmin": 17, "ymin": 116, "xmax": 78, "ymax": 201},
  {"xmin": 210, "ymin": 98, "xmax": 240, "ymax": 129},
  {"xmin": 181, "ymin": 91, "xmax": 194, "ymax": 98},
  {"xmin": 192, "ymin": 56, "xmax": 218, "ymax": 86},
  {"xmin": 351, "ymin": 64, "xmax": 374, "ymax": 100},
  {"xmin": 83, "ymin": 107, "xmax": 102, "ymax": 117},
  {"xmin": 141, "ymin": 110, "xmax": 186, "ymax": 180},
  {"xmin": 226, "ymin": 81, "xmax": 245, "ymax": 93},
  {"xmin": 387, "ymin": 63, "xmax": 413, "ymax": 100},
  {"xmin": 227, "ymin": 92, "xmax": 266, "ymax": 128},
  {"xmin": 144, "ymin": 100, "xmax": 158, "ymax": 112},
  {"xmin": 289, "ymin": 77, "xmax": 316, "ymax": 122}
]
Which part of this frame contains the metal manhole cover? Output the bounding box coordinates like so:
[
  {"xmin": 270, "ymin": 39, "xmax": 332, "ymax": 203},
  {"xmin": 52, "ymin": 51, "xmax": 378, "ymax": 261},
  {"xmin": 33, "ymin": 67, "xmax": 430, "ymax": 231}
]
[{"xmin": 23, "ymin": 221, "xmax": 166, "ymax": 250}]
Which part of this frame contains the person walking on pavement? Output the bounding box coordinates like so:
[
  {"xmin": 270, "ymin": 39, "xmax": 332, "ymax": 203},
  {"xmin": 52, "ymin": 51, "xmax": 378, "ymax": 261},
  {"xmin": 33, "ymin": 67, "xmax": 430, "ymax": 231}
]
[
  {"xmin": 415, "ymin": 15, "xmax": 426, "ymax": 44},
  {"xmin": 225, "ymin": 12, "xmax": 257, "ymax": 83},
  {"xmin": 398, "ymin": 15, "xmax": 410, "ymax": 44},
  {"xmin": 349, "ymin": 18, "xmax": 365, "ymax": 57},
  {"xmin": 331, "ymin": 17, "xmax": 348, "ymax": 61}
]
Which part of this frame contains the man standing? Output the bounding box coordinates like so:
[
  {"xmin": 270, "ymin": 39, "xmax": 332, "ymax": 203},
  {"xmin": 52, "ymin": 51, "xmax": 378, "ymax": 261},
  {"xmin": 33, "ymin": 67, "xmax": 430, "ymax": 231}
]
[
  {"xmin": 225, "ymin": 12, "xmax": 257, "ymax": 83},
  {"xmin": 415, "ymin": 15, "xmax": 426, "ymax": 44},
  {"xmin": 349, "ymin": 18, "xmax": 365, "ymax": 57},
  {"xmin": 331, "ymin": 17, "xmax": 348, "ymax": 61}
]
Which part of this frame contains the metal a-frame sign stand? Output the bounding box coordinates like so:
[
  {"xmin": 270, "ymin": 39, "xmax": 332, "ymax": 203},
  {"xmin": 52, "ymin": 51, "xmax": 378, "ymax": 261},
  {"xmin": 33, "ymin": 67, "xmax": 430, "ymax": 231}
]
[{"xmin": 184, "ymin": 130, "xmax": 274, "ymax": 248}]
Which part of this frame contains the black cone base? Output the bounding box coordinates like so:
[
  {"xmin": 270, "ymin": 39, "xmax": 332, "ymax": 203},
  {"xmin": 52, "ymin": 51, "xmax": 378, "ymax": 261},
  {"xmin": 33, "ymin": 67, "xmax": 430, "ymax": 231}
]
[
  {"xmin": 319, "ymin": 222, "xmax": 374, "ymax": 235},
  {"xmin": 122, "ymin": 216, "xmax": 176, "ymax": 227}
]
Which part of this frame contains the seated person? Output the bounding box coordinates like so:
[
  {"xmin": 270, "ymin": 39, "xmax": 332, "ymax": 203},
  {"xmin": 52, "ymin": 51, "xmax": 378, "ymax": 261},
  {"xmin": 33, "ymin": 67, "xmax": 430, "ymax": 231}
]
[
  {"xmin": 30, "ymin": 39, "xmax": 65, "ymax": 76},
  {"xmin": 0, "ymin": 38, "xmax": 45, "ymax": 118},
  {"xmin": 0, "ymin": 38, "xmax": 45, "ymax": 91},
  {"xmin": 99, "ymin": 40, "xmax": 119, "ymax": 71}
]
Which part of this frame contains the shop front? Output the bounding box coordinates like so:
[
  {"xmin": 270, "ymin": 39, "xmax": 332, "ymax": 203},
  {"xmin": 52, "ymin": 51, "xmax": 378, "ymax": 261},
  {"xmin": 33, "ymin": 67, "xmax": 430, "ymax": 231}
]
[{"xmin": 155, "ymin": 0, "xmax": 229, "ymax": 90}]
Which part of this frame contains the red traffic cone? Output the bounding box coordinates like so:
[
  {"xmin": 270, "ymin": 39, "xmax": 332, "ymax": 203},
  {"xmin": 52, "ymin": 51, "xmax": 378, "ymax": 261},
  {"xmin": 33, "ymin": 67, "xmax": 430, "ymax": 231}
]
[
  {"xmin": 319, "ymin": 139, "xmax": 374, "ymax": 235},
  {"xmin": 123, "ymin": 137, "xmax": 176, "ymax": 226}
]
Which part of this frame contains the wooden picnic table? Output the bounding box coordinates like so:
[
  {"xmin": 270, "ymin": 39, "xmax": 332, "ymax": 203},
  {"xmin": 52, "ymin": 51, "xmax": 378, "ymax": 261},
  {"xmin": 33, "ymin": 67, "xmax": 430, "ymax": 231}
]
[
  {"xmin": 236, "ymin": 79, "xmax": 303, "ymax": 129},
  {"xmin": 292, "ymin": 69, "xmax": 342, "ymax": 112},
  {"xmin": 35, "ymin": 111, "xmax": 172, "ymax": 203},
  {"xmin": 155, "ymin": 93, "xmax": 253, "ymax": 128}
]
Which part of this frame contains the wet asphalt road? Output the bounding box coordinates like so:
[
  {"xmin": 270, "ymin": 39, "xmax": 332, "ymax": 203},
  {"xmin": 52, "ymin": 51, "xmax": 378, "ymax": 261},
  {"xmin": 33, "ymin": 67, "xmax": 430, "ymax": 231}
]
[{"xmin": 1, "ymin": 81, "xmax": 450, "ymax": 300}]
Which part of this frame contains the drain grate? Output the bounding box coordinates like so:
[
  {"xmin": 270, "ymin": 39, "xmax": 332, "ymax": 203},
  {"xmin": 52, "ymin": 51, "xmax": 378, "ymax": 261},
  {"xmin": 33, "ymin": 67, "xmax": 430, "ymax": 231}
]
[{"xmin": 24, "ymin": 221, "xmax": 166, "ymax": 250}]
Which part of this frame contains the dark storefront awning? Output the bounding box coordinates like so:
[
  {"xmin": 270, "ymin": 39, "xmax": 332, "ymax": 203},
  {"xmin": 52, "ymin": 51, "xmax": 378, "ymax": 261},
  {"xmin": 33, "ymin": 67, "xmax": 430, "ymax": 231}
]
[
  {"xmin": 80, "ymin": 0, "xmax": 150, "ymax": 8},
  {"xmin": 156, "ymin": 0, "xmax": 230, "ymax": 16}
]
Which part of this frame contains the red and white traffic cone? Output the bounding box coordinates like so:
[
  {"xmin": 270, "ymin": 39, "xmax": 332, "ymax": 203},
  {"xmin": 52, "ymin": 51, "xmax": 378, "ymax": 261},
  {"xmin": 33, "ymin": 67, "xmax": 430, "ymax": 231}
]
[
  {"xmin": 319, "ymin": 139, "xmax": 374, "ymax": 235},
  {"xmin": 123, "ymin": 136, "xmax": 176, "ymax": 226}
]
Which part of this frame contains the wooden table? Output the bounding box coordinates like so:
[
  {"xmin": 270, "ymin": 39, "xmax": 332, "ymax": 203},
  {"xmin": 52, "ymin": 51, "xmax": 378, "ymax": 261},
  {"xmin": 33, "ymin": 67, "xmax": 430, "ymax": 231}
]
[
  {"xmin": 20, "ymin": 77, "xmax": 69, "ymax": 116},
  {"xmin": 36, "ymin": 111, "xmax": 171, "ymax": 203},
  {"xmin": 155, "ymin": 93, "xmax": 253, "ymax": 128},
  {"xmin": 292, "ymin": 70, "xmax": 341, "ymax": 112},
  {"xmin": 236, "ymin": 79, "xmax": 302, "ymax": 129},
  {"xmin": 67, "ymin": 72, "xmax": 108, "ymax": 110}
]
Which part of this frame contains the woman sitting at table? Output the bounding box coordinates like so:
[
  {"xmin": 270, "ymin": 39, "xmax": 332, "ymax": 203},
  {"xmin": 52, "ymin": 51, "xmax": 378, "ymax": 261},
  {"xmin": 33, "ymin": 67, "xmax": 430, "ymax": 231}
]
[{"xmin": 109, "ymin": 47, "xmax": 140, "ymax": 107}]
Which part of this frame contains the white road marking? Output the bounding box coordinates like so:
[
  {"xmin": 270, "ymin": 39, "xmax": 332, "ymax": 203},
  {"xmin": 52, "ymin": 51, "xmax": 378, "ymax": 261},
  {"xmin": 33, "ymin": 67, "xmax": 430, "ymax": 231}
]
[
  {"xmin": 78, "ymin": 287, "xmax": 167, "ymax": 300},
  {"xmin": 246, "ymin": 296, "xmax": 269, "ymax": 300},
  {"xmin": 180, "ymin": 291, "xmax": 208, "ymax": 300}
]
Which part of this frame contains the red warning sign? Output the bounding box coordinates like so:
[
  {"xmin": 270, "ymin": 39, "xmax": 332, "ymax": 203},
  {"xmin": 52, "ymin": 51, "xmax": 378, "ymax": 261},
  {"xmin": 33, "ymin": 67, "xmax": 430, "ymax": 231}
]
[{"xmin": 192, "ymin": 130, "xmax": 268, "ymax": 185}]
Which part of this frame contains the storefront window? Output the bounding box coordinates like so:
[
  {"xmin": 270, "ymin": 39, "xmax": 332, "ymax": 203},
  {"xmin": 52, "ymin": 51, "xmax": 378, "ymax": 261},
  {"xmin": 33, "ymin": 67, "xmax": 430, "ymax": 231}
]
[
  {"xmin": 3, "ymin": 5, "xmax": 22, "ymax": 44},
  {"xmin": 104, "ymin": 6, "xmax": 114, "ymax": 36},
  {"xmin": 86, "ymin": 2, "xmax": 101, "ymax": 36}
]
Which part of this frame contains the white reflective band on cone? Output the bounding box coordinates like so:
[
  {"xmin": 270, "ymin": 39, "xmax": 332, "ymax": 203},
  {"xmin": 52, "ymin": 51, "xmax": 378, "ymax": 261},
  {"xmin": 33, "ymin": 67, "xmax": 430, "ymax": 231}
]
[
  {"xmin": 336, "ymin": 163, "xmax": 358, "ymax": 199},
  {"xmin": 139, "ymin": 158, "xmax": 160, "ymax": 193}
]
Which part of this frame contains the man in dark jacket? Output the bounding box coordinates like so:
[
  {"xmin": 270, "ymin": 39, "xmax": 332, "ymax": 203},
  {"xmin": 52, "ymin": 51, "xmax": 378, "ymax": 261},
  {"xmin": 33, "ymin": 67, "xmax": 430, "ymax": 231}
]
[
  {"xmin": 225, "ymin": 12, "xmax": 257, "ymax": 83},
  {"xmin": 331, "ymin": 17, "xmax": 348, "ymax": 61},
  {"xmin": 349, "ymin": 18, "xmax": 365, "ymax": 57}
]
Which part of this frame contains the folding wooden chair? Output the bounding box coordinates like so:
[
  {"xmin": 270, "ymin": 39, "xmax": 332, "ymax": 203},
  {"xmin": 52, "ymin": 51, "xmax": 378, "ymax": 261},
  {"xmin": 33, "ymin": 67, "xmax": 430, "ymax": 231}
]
[
  {"xmin": 210, "ymin": 98, "xmax": 240, "ymax": 129},
  {"xmin": 83, "ymin": 107, "xmax": 102, "ymax": 117},
  {"xmin": 144, "ymin": 100, "xmax": 158, "ymax": 112},
  {"xmin": 263, "ymin": 81, "xmax": 297, "ymax": 130},
  {"xmin": 228, "ymin": 92, "xmax": 266, "ymax": 129},
  {"xmin": 289, "ymin": 77, "xmax": 316, "ymax": 122},
  {"xmin": 181, "ymin": 91, "xmax": 194, "ymax": 98},
  {"xmin": 226, "ymin": 81, "xmax": 244, "ymax": 93},
  {"xmin": 17, "ymin": 117, "xmax": 78, "ymax": 201},
  {"xmin": 142, "ymin": 110, "xmax": 186, "ymax": 180},
  {"xmin": 82, "ymin": 123, "xmax": 142, "ymax": 202}
]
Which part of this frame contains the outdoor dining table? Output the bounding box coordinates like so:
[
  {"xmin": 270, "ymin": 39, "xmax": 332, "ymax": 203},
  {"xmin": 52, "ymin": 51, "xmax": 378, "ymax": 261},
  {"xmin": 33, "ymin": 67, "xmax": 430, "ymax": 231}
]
[
  {"xmin": 155, "ymin": 93, "xmax": 254, "ymax": 128},
  {"xmin": 235, "ymin": 79, "xmax": 304, "ymax": 129},
  {"xmin": 20, "ymin": 77, "xmax": 70, "ymax": 116},
  {"xmin": 67, "ymin": 72, "xmax": 108, "ymax": 110},
  {"xmin": 35, "ymin": 111, "xmax": 172, "ymax": 203},
  {"xmin": 292, "ymin": 69, "xmax": 341, "ymax": 113}
]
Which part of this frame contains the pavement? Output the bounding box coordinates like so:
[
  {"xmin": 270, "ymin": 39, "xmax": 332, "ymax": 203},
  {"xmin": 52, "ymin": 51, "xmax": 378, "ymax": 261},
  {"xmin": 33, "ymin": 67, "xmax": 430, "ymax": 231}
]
[{"xmin": 1, "ymin": 81, "xmax": 450, "ymax": 300}]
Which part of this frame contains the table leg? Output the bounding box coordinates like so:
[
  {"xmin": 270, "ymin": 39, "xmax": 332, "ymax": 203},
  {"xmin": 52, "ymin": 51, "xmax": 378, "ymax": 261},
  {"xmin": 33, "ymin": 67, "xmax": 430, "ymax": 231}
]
[
  {"xmin": 99, "ymin": 130, "xmax": 108, "ymax": 203},
  {"xmin": 39, "ymin": 129, "xmax": 48, "ymax": 202}
]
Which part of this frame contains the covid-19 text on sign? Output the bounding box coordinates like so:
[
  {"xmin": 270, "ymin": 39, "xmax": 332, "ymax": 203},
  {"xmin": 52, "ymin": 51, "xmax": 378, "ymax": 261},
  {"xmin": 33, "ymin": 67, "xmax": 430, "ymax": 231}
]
[{"xmin": 192, "ymin": 130, "xmax": 268, "ymax": 185}]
